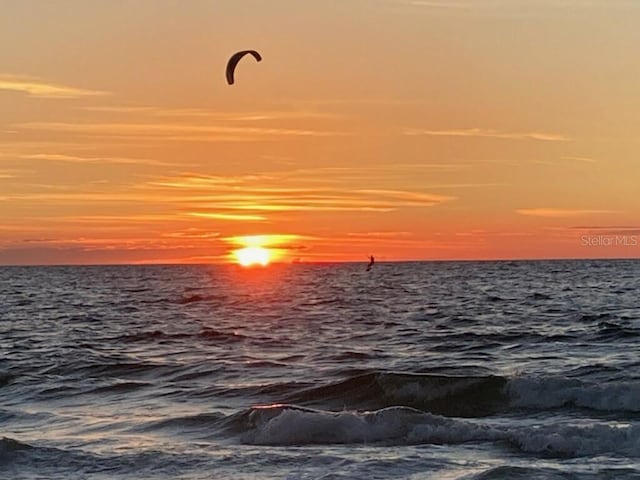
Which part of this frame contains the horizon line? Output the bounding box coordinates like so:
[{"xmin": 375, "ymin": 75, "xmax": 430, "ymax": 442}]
[{"xmin": 1, "ymin": 256, "xmax": 638, "ymax": 268}]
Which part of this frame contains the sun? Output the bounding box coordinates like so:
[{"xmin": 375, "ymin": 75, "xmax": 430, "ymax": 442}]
[
  {"xmin": 227, "ymin": 234, "xmax": 295, "ymax": 266},
  {"xmin": 234, "ymin": 246, "xmax": 271, "ymax": 267}
]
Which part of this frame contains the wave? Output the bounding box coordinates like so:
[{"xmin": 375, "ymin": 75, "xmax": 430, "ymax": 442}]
[
  {"xmin": 462, "ymin": 465, "xmax": 639, "ymax": 480},
  {"xmin": 431, "ymin": 331, "xmax": 576, "ymax": 344},
  {"xmin": 135, "ymin": 412, "xmax": 226, "ymax": 436},
  {"xmin": 247, "ymin": 404, "xmax": 479, "ymax": 445},
  {"xmin": 463, "ymin": 466, "xmax": 568, "ymax": 479},
  {"xmin": 595, "ymin": 321, "xmax": 639, "ymax": 341},
  {"xmin": 0, "ymin": 435, "xmax": 210, "ymax": 476},
  {"xmin": 529, "ymin": 292, "xmax": 552, "ymax": 300},
  {"xmin": 284, "ymin": 372, "xmax": 508, "ymax": 417},
  {"xmin": 279, "ymin": 371, "xmax": 640, "ymax": 416},
  {"xmin": 507, "ymin": 376, "xmax": 640, "ymax": 413},
  {"xmin": 0, "ymin": 437, "xmax": 33, "ymax": 471},
  {"xmin": 40, "ymin": 358, "xmax": 168, "ymax": 379},
  {"xmin": 224, "ymin": 404, "xmax": 640, "ymax": 457},
  {"xmin": 199, "ymin": 328, "xmax": 247, "ymax": 342},
  {"xmin": 0, "ymin": 372, "xmax": 13, "ymax": 388},
  {"xmin": 120, "ymin": 330, "xmax": 192, "ymax": 342},
  {"xmin": 86, "ymin": 380, "xmax": 151, "ymax": 395},
  {"xmin": 175, "ymin": 293, "xmax": 224, "ymax": 305},
  {"xmin": 0, "ymin": 436, "xmax": 32, "ymax": 458},
  {"xmin": 119, "ymin": 328, "xmax": 248, "ymax": 344},
  {"xmin": 0, "ymin": 409, "xmax": 17, "ymax": 424}
]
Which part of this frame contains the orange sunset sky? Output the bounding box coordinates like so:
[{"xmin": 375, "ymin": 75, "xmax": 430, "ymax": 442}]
[{"xmin": 1, "ymin": 1, "xmax": 639, "ymax": 265}]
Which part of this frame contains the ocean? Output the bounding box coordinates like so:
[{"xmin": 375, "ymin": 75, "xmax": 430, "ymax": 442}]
[{"xmin": 1, "ymin": 260, "xmax": 639, "ymax": 479}]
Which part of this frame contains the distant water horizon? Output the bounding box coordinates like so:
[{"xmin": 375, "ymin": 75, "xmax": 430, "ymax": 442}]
[{"xmin": 2, "ymin": 256, "xmax": 639, "ymax": 267}]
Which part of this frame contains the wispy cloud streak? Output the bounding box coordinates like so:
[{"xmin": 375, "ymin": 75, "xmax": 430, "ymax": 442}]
[
  {"xmin": 79, "ymin": 105, "xmax": 342, "ymax": 121},
  {"xmin": 516, "ymin": 208, "xmax": 616, "ymax": 218},
  {"xmin": 561, "ymin": 156, "xmax": 598, "ymax": 163},
  {"xmin": 19, "ymin": 153, "xmax": 184, "ymax": 167},
  {"xmin": 187, "ymin": 212, "xmax": 267, "ymax": 221},
  {"xmin": 0, "ymin": 75, "xmax": 108, "ymax": 99},
  {"xmin": 17, "ymin": 122, "xmax": 345, "ymax": 139},
  {"xmin": 569, "ymin": 225, "xmax": 640, "ymax": 235},
  {"xmin": 404, "ymin": 128, "xmax": 569, "ymax": 141},
  {"xmin": 147, "ymin": 173, "xmax": 455, "ymax": 212}
]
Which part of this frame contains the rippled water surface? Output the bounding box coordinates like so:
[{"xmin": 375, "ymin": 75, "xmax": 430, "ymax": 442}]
[{"xmin": 1, "ymin": 260, "xmax": 640, "ymax": 479}]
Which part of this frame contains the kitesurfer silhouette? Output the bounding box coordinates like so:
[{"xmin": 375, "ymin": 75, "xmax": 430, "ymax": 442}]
[{"xmin": 366, "ymin": 255, "xmax": 374, "ymax": 271}]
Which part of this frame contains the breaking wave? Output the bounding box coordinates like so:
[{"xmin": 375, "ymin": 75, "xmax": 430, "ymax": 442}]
[
  {"xmin": 223, "ymin": 404, "xmax": 640, "ymax": 457},
  {"xmin": 280, "ymin": 371, "xmax": 640, "ymax": 415}
]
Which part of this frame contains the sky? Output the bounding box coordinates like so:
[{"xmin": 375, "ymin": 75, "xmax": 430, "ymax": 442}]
[{"xmin": 1, "ymin": 0, "xmax": 639, "ymax": 265}]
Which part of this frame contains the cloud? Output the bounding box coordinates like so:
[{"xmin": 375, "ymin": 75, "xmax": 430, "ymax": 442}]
[
  {"xmin": 404, "ymin": 128, "xmax": 569, "ymax": 141},
  {"xmin": 265, "ymin": 163, "xmax": 470, "ymax": 187},
  {"xmin": 161, "ymin": 229, "xmax": 220, "ymax": 240},
  {"xmin": 223, "ymin": 234, "xmax": 309, "ymax": 247},
  {"xmin": 57, "ymin": 214, "xmax": 181, "ymax": 224},
  {"xmin": 17, "ymin": 122, "xmax": 345, "ymax": 140},
  {"xmin": 280, "ymin": 163, "xmax": 467, "ymax": 176},
  {"xmin": 79, "ymin": 105, "xmax": 342, "ymax": 121},
  {"xmin": 423, "ymin": 182, "xmax": 503, "ymax": 189},
  {"xmin": 569, "ymin": 225, "xmax": 640, "ymax": 235},
  {"xmin": 561, "ymin": 156, "xmax": 598, "ymax": 163},
  {"xmin": 354, "ymin": 189, "xmax": 454, "ymax": 206},
  {"xmin": 179, "ymin": 188, "xmax": 453, "ymax": 214},
  {"xmin": 186, "ymin": 212, "xmax": 267, "ymax": 221},
  {"xmin": 142, "ymin": 172, "xmax": 456, "ymax": 220},
  {"xmin": 186, "ymin": 204, "xmax": 395, "ymax": 215},
  {"xmin": 147, "ymin": 173, "xmax": 272, "ymax": 189},
  {"xmin": 0, "ymin": 140, "xmax": 98, "ymax": 152},
  {"xmin": 0, "ymin": 243, "xmax": 227, "ymax": 265},
  {"xmin": 21, "ymin": 238, "xmax": 58, "ymax": 243},
  {"xmin": 3, "ymin": 163, "xmax": 456, "ymax": 234},
  {"xmin": 0, "ymin": 169, "xmax": 20, "ymax": 179},
  {"xmin": 3, "ymin": 178, "xmax": 396, "ymax": 214},
  {"xmin": 0, "ymin": 75, "xmax": 108, "ymax": 99},
  {"xmin": 311, "ymin": 233, "xmax": 471, "ymax": 251},
  {"xmin": 347, "ymin": 231, "xmax": 413, "ymax": 239},
  {"xmin": 20, "ymin": 153, "xmax": 183, "ymax": 167},
  {"xmin": 571, "ymin": 225, "xmax": 640, "ymax": 230},
  {"xmin": 516, "ymin": 208, "xmax": 616, "ymax": 218},
  {"xmin": 3, "ymin": 192, "xmax": 172, "ymax": 204}
]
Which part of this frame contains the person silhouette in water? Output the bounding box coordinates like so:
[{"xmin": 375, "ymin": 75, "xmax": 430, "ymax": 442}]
[{"xmin": 366, "ymin": 255, "xmax": 374, "ymax": 271}]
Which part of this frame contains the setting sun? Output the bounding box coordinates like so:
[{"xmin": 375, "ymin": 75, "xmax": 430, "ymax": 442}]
[
  {"xmin": 234, "ymin": 246, "xmax": 271, "ymax": 267},
  {"xmin": 226, "ymin": 234, "xmax": 298, "ymax": 265}
]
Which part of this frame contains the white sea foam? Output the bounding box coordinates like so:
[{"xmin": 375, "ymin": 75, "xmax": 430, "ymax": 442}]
[
  {"xmin": 243, "ymin": 406, "xmax": 436, "ymax": 445},
  {"xmin": 240, "ymin": 405, "xmax": 640, "ymax": 457}
]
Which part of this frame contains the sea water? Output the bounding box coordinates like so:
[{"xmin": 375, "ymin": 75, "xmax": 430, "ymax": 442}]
[{"xmin": 1, "ymin": 260, "xmax": 639, "ymax": 479}]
